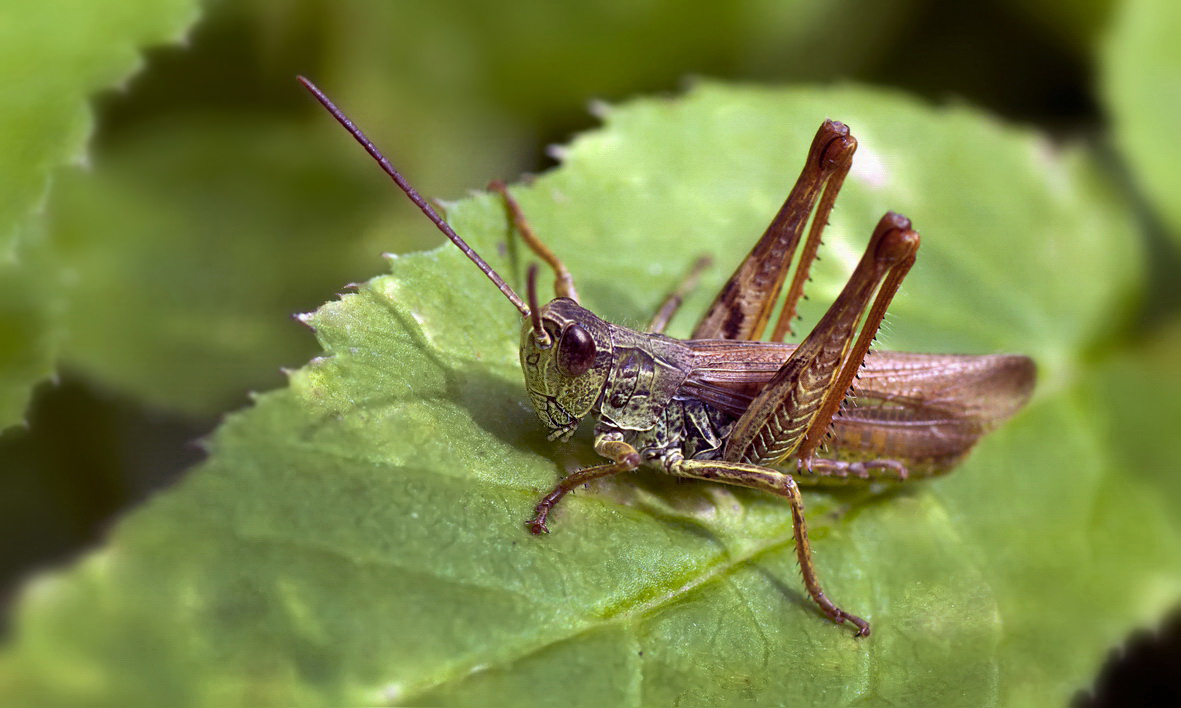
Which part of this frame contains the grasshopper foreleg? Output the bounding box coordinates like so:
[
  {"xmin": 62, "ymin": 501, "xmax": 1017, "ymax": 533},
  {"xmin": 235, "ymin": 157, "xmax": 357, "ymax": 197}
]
[
  {"xmin": 527, "ymin": 433, "xmax": 640, "ymax": 534},
  {"xmin": 490, "ymin": 181, "xmax": 580, "ymax": 302},
  {"xmin": 667, "ymin": 457, "xmax": 870, "ymax": 636}
]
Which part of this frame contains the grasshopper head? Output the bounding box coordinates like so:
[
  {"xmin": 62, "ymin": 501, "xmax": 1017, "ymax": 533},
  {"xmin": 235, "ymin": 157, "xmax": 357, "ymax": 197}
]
[
  {"xmin": 519, "ymin": 297, "xmax": 613, "ymax": 441},
  {"xmin": 298, "ymin": 77, "xmax": 610, "ymax": 441}
]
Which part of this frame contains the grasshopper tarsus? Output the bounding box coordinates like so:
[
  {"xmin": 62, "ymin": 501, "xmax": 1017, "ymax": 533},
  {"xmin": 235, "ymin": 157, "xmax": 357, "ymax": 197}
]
[
  {"xmin": 526, "ymin": 515, "xmax": 550, "ymax": 535},
  {"xmin": 526, "ymin": 492, "xmax": 556, "ymax": 534},
  {"xmin": 846, "ymin": 613, "xmax": 872, "ymax": 638},
  {"xmin": 302, "ymin": 78, "xmax": 1035, "ymax": 638},
  {"xmin": 821, "ymin": 600, "xmax": 871, "ymax": 637},
  {"xmin": 669, "ymin": 456, "xmax": 871, "ymax": 633}
]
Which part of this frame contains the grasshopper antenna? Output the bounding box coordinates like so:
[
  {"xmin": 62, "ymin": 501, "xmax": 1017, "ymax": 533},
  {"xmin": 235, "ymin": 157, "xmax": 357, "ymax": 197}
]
[
  {"xmin": 297, "ymin": 75, "xmax": 530, "ymax": 317},
  {"xmin": 525, "ymin": 264, "xmax": 552, "ymax": 347}
]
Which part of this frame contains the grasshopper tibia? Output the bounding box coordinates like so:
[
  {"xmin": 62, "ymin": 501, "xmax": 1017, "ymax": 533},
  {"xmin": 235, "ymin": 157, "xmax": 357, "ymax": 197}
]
[
  {"xmin": 725, "ymin": 213, "xmax": 919, "ymax": 469},
  {"xmin": 795, "ymin": 213, "xmax": 919, "ymax": 464},
  {"xmin": 798, "ymin": 457, "xmax": 910, "ymax": 483}
]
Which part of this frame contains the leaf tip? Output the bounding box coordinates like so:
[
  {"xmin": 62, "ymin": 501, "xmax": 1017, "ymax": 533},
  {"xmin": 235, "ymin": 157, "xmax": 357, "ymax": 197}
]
[
  {"xmin": 546, "ymin": 143, "xmax": 570, "ymax": 163},
  {"xmin": 587, "ymin": 98, "xmax": 612, "ymax": 119},
  {"xmin": 292, "ymin": 312, "xmax": 316, "ymax": 331}
]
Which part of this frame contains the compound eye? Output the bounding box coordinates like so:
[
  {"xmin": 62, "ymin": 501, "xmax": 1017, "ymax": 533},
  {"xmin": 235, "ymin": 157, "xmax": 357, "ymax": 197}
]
[{"xmin": 556, "ymin": 323, "xmax": 596, "ymax": 377}]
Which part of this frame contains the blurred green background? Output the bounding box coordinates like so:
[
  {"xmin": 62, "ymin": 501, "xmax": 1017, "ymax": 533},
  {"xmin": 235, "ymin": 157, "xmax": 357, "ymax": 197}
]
[{"xmin": 1, "ymin": 0, "xmax": 1179, "ymax": 703}]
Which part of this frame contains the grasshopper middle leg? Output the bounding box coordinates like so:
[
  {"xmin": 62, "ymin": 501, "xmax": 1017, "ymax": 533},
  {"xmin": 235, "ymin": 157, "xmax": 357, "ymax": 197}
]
[{"xmin": 668, "ymin": 457, "xmax": 871, "ymax": 636}]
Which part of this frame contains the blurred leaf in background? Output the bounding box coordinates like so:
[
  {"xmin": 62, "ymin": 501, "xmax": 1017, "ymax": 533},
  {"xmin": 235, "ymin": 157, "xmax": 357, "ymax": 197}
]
[
  {"xmin": 1099, "ymin": 0, "xmax": 1181, "ymax": 550},
  {"xmin": 49, "ymin": 119, "xmax": 391, "ymax": 415},
  {"xmin": 0, "ymin": 0, "xmax": 199, "ymax": 428},
  {"xmin": 16, "ymin": 0, "xmax": 895, "ymax": 422},
  {"xmin": 0, "ymin": 233, "xmax": 58, "ymax": 432},
  {"xmin": 999, "ymin": 0, "xmax": 1116, "ymax": 55},
  {"xmin": 1103, "ymin": 0, "xmax": 1181, "ymax": 246}
]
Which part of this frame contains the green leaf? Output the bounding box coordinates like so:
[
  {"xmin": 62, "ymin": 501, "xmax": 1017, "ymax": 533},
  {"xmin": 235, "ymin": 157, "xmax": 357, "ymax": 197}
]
[
  {"xmin": 48, "ymin": 117, "xmax": 422, "ymax": 415},
  {"xmin": 3, "ymin": 84, "xmax": 1177, "ymax": 705},
  {"xmin": 1103, "ymin": 0, "xmax": 1181, "ymax": 242},
  {"xmin": 0, "ymin": 0, "xmax": 199, "ymax": 428}
]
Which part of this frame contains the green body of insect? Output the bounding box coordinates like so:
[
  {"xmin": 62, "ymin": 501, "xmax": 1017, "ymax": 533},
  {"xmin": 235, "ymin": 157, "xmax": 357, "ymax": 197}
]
[
  {"xmin": 520, "ymin": 299, "xmax": 696, "ymax": 445},
  {"xmin": 300, "ymin": 77, "xmax": 1036, "ymax": 637}
]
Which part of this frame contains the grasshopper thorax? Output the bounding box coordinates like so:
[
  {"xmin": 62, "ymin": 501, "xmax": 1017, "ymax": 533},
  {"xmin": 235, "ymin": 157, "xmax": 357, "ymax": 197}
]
[{"xmin": 519, "ymin": 298, "xmax": 614, "ymax": 441}]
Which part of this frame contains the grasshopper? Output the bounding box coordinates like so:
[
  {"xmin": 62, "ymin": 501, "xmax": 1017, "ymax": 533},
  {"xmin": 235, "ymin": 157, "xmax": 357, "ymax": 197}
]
[{"xmin": 299, "ymin": 77, "xmax": 1036, "ymax": 637}]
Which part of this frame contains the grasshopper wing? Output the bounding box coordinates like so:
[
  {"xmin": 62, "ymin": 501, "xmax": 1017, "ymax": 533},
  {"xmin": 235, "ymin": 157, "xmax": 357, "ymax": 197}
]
[{"xmin": 683, "ymin": 341, "xmax": 1035, "ymax": 471}]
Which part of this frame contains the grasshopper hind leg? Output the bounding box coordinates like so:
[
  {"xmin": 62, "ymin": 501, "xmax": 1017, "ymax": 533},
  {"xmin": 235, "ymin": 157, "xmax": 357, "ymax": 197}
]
[
  {"xmin": 796, "ymin": 456, "xmax": 911, "ymax": 483},
  {"xmin": 667, "ymin": 457, "xmax": 870, "ymax": 637},
  {"xmin": 691, "ymin": 120, "xmax": 856, "ymax": 342}
]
